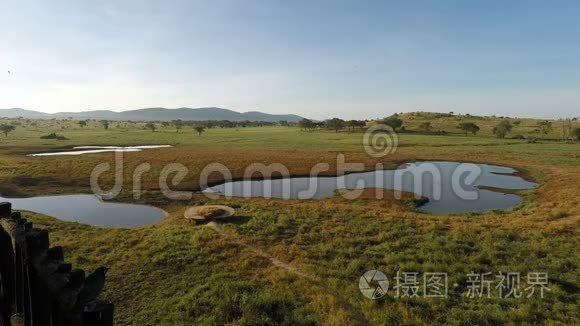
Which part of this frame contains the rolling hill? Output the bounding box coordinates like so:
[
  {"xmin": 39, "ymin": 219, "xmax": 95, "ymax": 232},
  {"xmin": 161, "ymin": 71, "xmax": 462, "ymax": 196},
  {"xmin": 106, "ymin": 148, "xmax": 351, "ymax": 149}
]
[{"xmin": 0, "ymin": 107, "xmax": 305, "ymax": 122}]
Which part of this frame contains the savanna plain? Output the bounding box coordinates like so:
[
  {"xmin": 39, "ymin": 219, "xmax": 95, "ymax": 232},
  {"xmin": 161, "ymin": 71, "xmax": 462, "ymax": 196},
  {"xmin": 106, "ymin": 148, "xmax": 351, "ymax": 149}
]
[{"xmin": 0, "ymin": 113, "xmax": 579, "ymax": 325}]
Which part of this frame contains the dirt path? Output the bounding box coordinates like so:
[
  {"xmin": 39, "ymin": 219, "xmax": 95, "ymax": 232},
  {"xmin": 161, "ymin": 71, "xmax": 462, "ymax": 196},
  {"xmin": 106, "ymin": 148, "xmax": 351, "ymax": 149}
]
[
  {"xmin": 206, "ymin": 222, "xmax": 308, "ymax": 277},
  {"xmin": 206, "ymin": 221, "xmax": 370, "ymax": 326}
]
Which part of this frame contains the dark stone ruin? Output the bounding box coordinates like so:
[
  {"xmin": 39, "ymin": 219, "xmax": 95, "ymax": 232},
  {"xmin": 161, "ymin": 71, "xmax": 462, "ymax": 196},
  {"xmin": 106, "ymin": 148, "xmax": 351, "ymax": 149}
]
[{"xmin": 0, "ymin": 202, "xmax": 113, "ymax": 325}]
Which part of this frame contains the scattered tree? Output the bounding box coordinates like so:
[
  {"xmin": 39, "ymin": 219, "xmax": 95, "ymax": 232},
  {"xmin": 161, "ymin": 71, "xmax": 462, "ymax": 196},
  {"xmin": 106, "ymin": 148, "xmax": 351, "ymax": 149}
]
[
  {"xmin": 457, "ymin": 122, "xmax": 480, "ymax": 136},
  {"xmin": 194, "ymin": 125, "xmax": 206, "ymax": 136},
  {"xmin": 574, "ymin": 127, "xmax": 580, "ymax": 140},
  {"xmin": 145, "ymin": 122, "xmax": 157, "ymax": 132},
  {"xmin": 298, "ymin": 119, "xmax": 316, "ymax": 131},
  {"xmin": 344, "ymin": 120, "xmax": 366, "ymax": 130},
  {"xmin": 346, "ymin": 120, "xmax": 356, "ymax": 131},
  {"xmin": 493, "ymin": 120, "xmax": 513, "ymax": 139},
  {"xmin": 325, "ymin": 118, "xmax": 345, "ymax": 132},
  {"xmin": 381, "ymin": 115, "xmax": 403, "ymax": 131},
  {"xmin": 537, "ymin": 120, "xmax": 552, "ymax": 135},
  {"xmin": 0, "ymin": 124, "xmax": 16, "ymax": 137},
  {"xmin": 561, "ymin": 118, "xmax": 573, "ymax": 140},
  {"xmin": 100, "ymin": 120, "xmax": 110, "ymax": 130},
  {"xmin": 79, "ymin": 120, "xmax": 87, "ymax": 128},
  {"xmin": 173, "ymin": 119, "xmax": 184, "ymax": 132}
]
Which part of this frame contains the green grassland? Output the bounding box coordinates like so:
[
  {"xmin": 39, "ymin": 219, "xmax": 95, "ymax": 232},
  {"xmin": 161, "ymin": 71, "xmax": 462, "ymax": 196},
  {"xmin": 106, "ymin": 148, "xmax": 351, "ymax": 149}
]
[
  {"xmin": 0, "ymin": 114, "xmax": 578, "ymax": 198},
  {"xmin": 1, "ymin": 113, "xmax": 579, "ymax": 325},
  {"xmin": 1, "ymin": 112, "xmax": 578, "ymax": 150}
]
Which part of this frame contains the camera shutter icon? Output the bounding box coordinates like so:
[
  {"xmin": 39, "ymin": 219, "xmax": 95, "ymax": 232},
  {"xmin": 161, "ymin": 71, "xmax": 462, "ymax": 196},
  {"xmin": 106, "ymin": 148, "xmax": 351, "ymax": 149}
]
[{"xmin": 359, "ymin": 270, "xmax": 389, "ymax": 299}]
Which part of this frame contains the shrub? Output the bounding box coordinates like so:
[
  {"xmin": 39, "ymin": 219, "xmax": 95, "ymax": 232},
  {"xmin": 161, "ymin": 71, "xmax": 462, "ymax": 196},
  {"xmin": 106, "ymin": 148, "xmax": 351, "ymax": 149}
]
[
  {"xmin": 537, "ymin": 120, "xmax": 552, "ymax": 135},
  {"xmin": 526, "ymin": 137, "xmax": 538, "ymax": 143},
  {"xmin": 457, "ymin": 122, "xmax": 480, "ymax": 135},
  {"xmin": 419, "ymin": 122, "xmax": 432, "ymax": 132},
  {"xmin": 40, "ymin": 133, "xmax": 69, "ymax": 140}
]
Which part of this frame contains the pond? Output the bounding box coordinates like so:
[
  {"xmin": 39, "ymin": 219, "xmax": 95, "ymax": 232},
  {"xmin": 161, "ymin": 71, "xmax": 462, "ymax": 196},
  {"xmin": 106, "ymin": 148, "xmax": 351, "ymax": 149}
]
[
  {"xmin": 28, "ymin": 145, "xmax": 172, "ymax": 156},
  {"xmin": 0, "ymin": 162, "xmax": 536, "ymax": 226},
  {"xmin": 203, "ymin": 161, "xmax": 537, "ymax": 214},
  {"xmin": 0, "ymin": 194, "xmax": 165, "ymax": 228}
]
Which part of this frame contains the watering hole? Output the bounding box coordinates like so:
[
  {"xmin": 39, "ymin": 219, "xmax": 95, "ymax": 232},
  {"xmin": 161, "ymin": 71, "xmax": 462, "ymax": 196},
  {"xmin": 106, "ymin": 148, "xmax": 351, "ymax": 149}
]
[{"xmin": 204, "ymin": 161, "xmax": 536, "ymax": 214}]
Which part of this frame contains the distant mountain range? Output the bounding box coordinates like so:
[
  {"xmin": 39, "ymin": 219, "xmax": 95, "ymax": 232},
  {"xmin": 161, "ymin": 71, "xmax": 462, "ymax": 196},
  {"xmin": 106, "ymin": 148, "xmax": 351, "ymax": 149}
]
[{"xmin": 0, "ymin": 107, "xmax": 305, "ymax": 122}]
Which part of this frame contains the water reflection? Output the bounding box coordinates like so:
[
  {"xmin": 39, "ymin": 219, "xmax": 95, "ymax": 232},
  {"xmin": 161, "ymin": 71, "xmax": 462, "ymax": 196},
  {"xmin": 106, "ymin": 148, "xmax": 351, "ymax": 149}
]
[{"xmin": 204, "ymin": 161, "xmax": 536, "ymax": 214}]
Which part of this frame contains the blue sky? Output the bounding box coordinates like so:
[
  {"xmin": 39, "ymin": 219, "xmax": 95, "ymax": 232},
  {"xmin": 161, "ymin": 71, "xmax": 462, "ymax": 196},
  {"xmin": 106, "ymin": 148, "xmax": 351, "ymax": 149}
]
[{"xmin": 1, "ymin": 0, "xmax": 579, "ymax": 119}]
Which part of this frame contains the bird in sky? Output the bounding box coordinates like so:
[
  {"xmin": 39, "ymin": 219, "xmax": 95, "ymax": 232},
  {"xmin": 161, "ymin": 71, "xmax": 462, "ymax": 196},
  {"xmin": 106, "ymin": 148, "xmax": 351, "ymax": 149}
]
[
  {"xmin": 7, "ymin": 70, "xmax": 10, "ymax": 74},
  {"xmin": 76, "ymin": 267, "xmax": 109, "ymax": 306}
]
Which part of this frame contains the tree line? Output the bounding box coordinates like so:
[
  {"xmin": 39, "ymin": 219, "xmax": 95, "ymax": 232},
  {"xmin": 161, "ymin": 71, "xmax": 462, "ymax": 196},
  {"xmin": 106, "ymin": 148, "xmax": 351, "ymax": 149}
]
[
  {"xmin": 298, "ymin": 118, "xmax": 367, "ymax": 132},
  {"xmin": 296, "ymin": 114, "xmax": 580, "ymax": 140},
  {"xmin": 1, "ymin": 115, "xmax": 579, "ymax": 140}
]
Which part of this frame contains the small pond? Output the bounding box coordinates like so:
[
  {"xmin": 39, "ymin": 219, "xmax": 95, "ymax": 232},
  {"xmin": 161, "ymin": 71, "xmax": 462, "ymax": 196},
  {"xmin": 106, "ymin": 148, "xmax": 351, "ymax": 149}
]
[
  {"xmin": 203, "ymin": 161, "xmax": 537, "ymax": 214},
  {"xmin": 28, "ymin": 145, "xmax": 172, "ymax": 156},
  {"xmin": 0, "ymin": 194, "xmax": 165, "ymax": 228}
]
